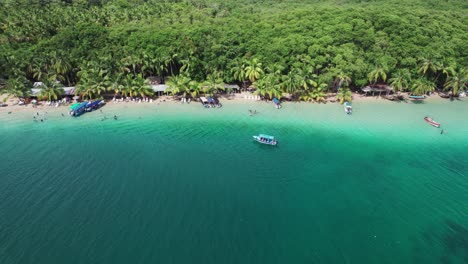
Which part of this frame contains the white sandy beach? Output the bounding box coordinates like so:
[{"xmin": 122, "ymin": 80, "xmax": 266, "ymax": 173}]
[{"xmin": 0, "ymin": 92, "xmax": 463, "ymax": 127}]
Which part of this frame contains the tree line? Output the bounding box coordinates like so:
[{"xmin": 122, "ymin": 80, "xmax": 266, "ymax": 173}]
[{"xmin": 0, "ymin": 0, "xmax": 466, "ymax": 103}]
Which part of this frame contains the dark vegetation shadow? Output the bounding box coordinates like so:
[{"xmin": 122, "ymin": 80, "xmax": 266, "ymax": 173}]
[{"xmin": 415, "ymin": 220, "xmax": 468, "ymax": 263}]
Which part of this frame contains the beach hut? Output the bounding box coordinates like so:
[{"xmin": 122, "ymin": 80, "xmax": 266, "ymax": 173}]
[
  {"xmin": 361, "ymin": 85, "xmax": 393, "ymax": 96},
  {"xmin": 147, "ymin": 76, "xmax": 164, "ymax": 85},
  {"xmin": 151, "ymin": 84, "xmax": 168, "ymax": 96},
  {"xmin": 224, "ymin": 84, "xmax": 240, "ymax": 94}
]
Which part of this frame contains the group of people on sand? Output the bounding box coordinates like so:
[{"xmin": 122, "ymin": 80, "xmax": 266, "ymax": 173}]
[{"xmin": 112, "ymin": 97, "xmax": 153, "ymax": 103}]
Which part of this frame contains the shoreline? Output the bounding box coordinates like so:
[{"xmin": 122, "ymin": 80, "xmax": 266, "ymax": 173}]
[{"xmin": 0, "ymin": 92, "xmax": 461, "ymax": 116}]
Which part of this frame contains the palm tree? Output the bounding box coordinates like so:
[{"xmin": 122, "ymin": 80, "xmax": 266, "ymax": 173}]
[
  {"xmin": 411, "ymin": 78, "xmax": 436, "ymax": 96},
  {"xmin": 189, "ymin": 80, "xmax": 202, "ymax": 98},
  {"xmin": 37, "ymin": 80, "xmax": 64, "ymax": 101},
  {"xmin": 281, "ymin": 69, "xmax": 302, "ymax": 96},
  {"xmin": 76, "ymin": 82, "xmax": 95, "ymax": 100},
  {"xmin": 0, "ymin": 77, "xmax": 30, "ymax": 102},
  {"xmin": 368, "ymin": 66, "xmax": 388, "ymax": 85},
  {"xmin": 27, "ymin": 57, "xmax": 46, "ymax": 81},
  {"xmin": 76, "ymin": 67, "xmax": 110, "ymax": 99},
  {"xmin": 334, "ymin": 71, "xmax": 351, "ymax": 91},
  {"xmin": 389, "ymin": 70, "xmax": 410, "ymax": 93},
  {"xmin": 299, "ymin": 86, "xmax": 327, "ymax": 103},
  {"xmin": 166, "ymin": 74, "xmax": 191, "ymax": 98},
  {"xmin": 230, "ymin": 58, "xmax": 247, "ymax": 89},
  {"xmin": 244, "ymin": 58, "xmax": 264, "ymax": 82},
  {"xmin": 204, "ymin": 72, "xmax": 225, "ymax": 96},
  {"xmin": 336, "ymin": 88, "xmax": 352, "ymax": 104},
  {"xmin": 297, "ymin": 67, "xmax": 318, "ymax": 91},
  {"xmin": 418, "ymin": 58, "xmax": 438, "ymax": 76},
  {"xmin": 444, "ymin": 68, "xmax": 467, "ymax": 96},
  {"xmin": 49, "ymin": 51, "xmax": 72, "ymax": 85},
  {"xmin": 310, "ymin": 85, "xmax": 328, "ymax": 103},
  {"xmin": 109, "ymin": 73, "xmax": 125, "ymax": 97},
  {"xmin": 132, "ymin": 74, "xmax": 153, "ymax": 98},
  {"xmin": 254, "ymin": 73, "xmax": 282, "ymax": 99}
]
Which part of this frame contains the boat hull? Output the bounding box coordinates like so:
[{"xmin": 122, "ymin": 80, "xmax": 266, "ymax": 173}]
[
  {"xmin": 344, "ymin": 102, "xmax": 352, "ymax": 114},
  {"xmin": 253, "ymin": 136, "xmax": 277, "ymax": 146},
  {"xmin": 409, "ymin": 95, "xmax": 426, "ymax": 100},
  {"xmin": 424, "ymin": 117, "xmax": 440, "ymax": 128}
]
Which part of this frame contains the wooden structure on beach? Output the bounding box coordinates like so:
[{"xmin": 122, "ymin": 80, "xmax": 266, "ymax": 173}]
[
  {"xmin": 151, "ymin": 84, "xmax": 168, "ymax": 96},
  {"xmin": 361, "ymin": 85, "xmax": 393, "ymax": 96},
  {"xmin": 31, "ymin": 86, "xmax": 76, "ymax": 96}
]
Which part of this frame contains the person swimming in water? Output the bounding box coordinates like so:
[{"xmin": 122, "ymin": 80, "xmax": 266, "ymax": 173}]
[{"xmin": 114, "ymin": 115, "xmax": 118, "ymax": 120}]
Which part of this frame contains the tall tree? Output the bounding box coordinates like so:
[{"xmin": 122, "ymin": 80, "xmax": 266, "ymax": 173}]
[
  {"xmin": 368, "ymin": 66, "xmax": 388, "ymax": 85},
  {"xmin": 389, "ymin": 70, "xmax": 410, "ymax": 92},
  {"xmin": 443, "ymin": 68, "xmax": 467, "ymax": 96},
  {"xmin": 166, "ymin": 74, "xmax": 191, "ymax": 98},
  {"xmin": 0, "ymin": 77, "xmax": 30, "ymax": 102},
  {"xmin": 37, "ymin": 80, "xmax": 64, "ymax": 101},
  {"xmin": 411, "ymin": 78, "xmax": 436, "ymax": 96},
  {"xmin": 244, "ymin": 58, "xmax": 264, "ymax": 83},
  {"xmin": 336, "ymin": 88, "xmax": 352, "ymax": 104},
  {"xmin": 333, "ymin": 72, "xmax": 351, "ymax": 91}
]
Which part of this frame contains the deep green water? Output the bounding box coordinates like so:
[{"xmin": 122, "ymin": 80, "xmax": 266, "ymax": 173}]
[{"xmin": 0, "ymin": 100, "xmax": 467, "ymax": 263}]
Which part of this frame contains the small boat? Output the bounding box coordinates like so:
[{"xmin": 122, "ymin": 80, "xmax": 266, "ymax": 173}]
[
  {"xmin": 344, "ymin": 101, "xmax": 352, "ymax": 114},
  {"xmin": 85, "ymin": 100, "xmax": 103, "ymax": 112},
  {"xmin": 200, "ymin": 97, "xmax": 211, "ymax": 108},
  {"xmin": 253, "ymin": 134, "xmax": 278, "ymax": 146},
  {"xmin": 424, "ymin": 116, "xmax": 440, "ymax": 128},
  {"xmin": 69, "ymin": 102, "xmax": 88, "ymax": 117},
  {"xmin": 210, "ymin": 96, "xmax": 222, "ymax": 108},
  {"xmin": 69, "ymin": 102, "xmax": 80, "ymax": 110},
  {"xmin": 272, "ymin": 97, "xmax": 281, "ymax": 109},
  {"xmin": 207, "ymin": 96, "xmax": 222, "ymax": 108},
  {"xmin": 409, "ymin": 95, "xmax": 426, "ymax": 100}
]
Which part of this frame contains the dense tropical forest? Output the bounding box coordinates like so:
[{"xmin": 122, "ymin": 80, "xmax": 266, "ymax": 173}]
[{"xmin": 0, "ymin": 0, "xmax": 467, "ymax": 102}]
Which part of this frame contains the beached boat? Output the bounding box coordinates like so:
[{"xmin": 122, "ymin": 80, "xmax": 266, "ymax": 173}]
[
  {"xmin": 207, "ymin": 96, "xmax": 221, "ymax": 107},
  {"xmin": 424, "ymin": 116, "xmax": 440, "ymax": 128},
  {"xmin": 272, "ymin": 98, "xmax": 281, "ymax": 109},
  {"xmin": 200, "ymin": 97, "xmax": 211, "ymax": 108},
  {"xmin": 85, "ymin": 100, "xmax": 104, "ymax": 112},
  {"xmin": 69, "ymin": 102, "xmax": 88, "ymax": 117},
  {"xmin": 208, "ymin": 96, "xmax": 222, "ymax": 108},
  {"xmin": 344, "ymin": 101, "xmax": 352, "ymax": 114},
  {"xmin": 409, "ymin": 95, "xmax": 426, "ymax": 100},
  {"xmin": 253, "ymin": 134, "xmax": 278, "ymax": 146},
  {"xmin": 69, "ymin": 102, "xmax": 80, "ymax": 110}
]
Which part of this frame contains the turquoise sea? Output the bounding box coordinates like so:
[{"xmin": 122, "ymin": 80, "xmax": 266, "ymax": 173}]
[{"xmin": 0, "ymin": 99, "xmax": 467, "ymax": 264}]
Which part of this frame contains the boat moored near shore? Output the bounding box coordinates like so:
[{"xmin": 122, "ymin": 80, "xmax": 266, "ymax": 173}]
[
  {"xmin": 344, "ymin": 102, "xmax": 352, "ymax": 114},
  {"xmin": 409, "ymin": 95, "xmax": 426, "ymax": 100},
  {"xmin": 273, "ymin": 98, "xmax": 281, "ymax": 109}
]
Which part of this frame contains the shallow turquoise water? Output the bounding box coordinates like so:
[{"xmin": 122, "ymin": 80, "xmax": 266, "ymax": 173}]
[{"xmin": 0, "ymin": 100, "xmax": 467, "ymax": 263}]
